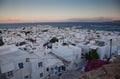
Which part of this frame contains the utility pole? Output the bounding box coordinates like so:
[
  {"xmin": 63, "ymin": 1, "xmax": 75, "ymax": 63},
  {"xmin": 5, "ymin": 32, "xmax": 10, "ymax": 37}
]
[{"xmin": 107, "ymin": 39, "xmax": 112, "ymax": 62}]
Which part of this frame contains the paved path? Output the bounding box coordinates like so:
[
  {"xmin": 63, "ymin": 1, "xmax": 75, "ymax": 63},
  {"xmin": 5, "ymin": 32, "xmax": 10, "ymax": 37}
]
[
  {"xmin": 49, "ymin": 70, "xmax": 82, "ymax": 79},
  {"xmin": 49, "ymin": 60, "xmax": 87, "ymax": 79}
]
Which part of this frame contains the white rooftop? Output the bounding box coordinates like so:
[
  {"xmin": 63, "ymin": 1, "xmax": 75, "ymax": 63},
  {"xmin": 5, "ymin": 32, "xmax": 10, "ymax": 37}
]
[
  {"xmin": 52, "ymin": 45, "xmax": 81, "ymax": 61},
  {"xmin": 0, "ymin": 45, "xmax": 41, "ymax": 66}
]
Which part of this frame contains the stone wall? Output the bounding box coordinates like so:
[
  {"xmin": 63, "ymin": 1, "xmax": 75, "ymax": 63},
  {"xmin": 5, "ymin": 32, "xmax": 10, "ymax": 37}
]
[{"xmin": 78, "ymin": 56, "xmax": 120, "ymax": 79}]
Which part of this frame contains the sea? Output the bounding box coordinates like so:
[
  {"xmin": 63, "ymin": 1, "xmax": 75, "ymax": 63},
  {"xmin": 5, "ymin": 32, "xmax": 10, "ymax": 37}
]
[{"xmin": 0, "ymin": 22, "xmax": 120, "ymax": 32}]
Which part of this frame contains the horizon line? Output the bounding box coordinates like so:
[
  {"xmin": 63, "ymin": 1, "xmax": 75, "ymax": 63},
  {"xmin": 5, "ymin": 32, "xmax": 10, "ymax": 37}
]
[{"xmin": 0, "ymin": 20, "xmax": 120, "ymax": 24}]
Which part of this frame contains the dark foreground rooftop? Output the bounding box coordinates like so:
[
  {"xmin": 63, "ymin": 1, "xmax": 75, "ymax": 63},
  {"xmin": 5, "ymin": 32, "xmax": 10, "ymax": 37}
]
[{"xmin": 78, "ymin": 56, "xmax": 120, "ymax": 79}]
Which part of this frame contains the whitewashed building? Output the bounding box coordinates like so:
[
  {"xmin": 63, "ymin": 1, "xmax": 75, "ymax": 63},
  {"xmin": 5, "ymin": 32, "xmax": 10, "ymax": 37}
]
[
  {"xmin": 0, "ymin": 45, "xmax": 45, "ymax": 79},
  {"xmin": 52, "ymin": 44, "xmax": 84, "ymax": 70}
]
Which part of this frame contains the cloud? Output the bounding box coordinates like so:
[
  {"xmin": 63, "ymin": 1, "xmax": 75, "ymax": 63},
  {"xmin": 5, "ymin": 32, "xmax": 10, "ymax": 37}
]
[{"xmin": 67, "ymin": 17, "xmax": 115, "ymax": 22}]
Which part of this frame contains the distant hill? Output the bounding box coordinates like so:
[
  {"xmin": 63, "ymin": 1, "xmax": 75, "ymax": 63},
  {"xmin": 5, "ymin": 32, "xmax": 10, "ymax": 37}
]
[
  {"xmin": 101, "ymin": 20, "xmax": 120, "ymax": 24},
  {"xmin": 111, "ymin": 20, "xmax": 120, "ymax": 23}
]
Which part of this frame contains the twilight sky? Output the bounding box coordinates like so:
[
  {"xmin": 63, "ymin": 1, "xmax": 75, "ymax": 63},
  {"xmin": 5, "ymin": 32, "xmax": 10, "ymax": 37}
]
[{"xmin": 0, "ymin": 0, "xmax": 120, "ymax": 23}]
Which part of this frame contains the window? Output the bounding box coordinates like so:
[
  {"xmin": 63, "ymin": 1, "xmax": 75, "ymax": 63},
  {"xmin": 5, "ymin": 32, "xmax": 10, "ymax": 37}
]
[
  {"xmin": 51, "ymin": 68, "xmax": 53, "ymax": 70},
  {"xmin": 24, "ymin": 76, "xmax": 29, "ymax": 79},
  {"xmin": 38, "ymin": 62, "xmax": 43, "ymax": 67},
  {"xmin": 46, "ymin": 68, "xmax": 49, "ymax": 72},
  {"xmin": 51, "ymin": 68, "xmax": 54, "ymax": 74},
  {"xmin": 58, "ymin": 67, "xmax": 61, "ymax": 72},
  {"xmin": 76, "ymin": 55, "xmax": 78, "ymax": 60},
  {"xmin": 18, "ymin": 62, "xmax": 24, "ymax": 69},
  {"xmin": 75, "ymin": 64, "xmax": 78, "ymax": 67},
  {"xmin": 40, "ymin": 73, "xmax": 43, "ymax": 77},
  {"xmin": 6, "ymin": 71, "xmax": 13, "ymax": 78},
  {"xmin": 62, "ymin": 66, "xmax": 66, "ymax": 71}
]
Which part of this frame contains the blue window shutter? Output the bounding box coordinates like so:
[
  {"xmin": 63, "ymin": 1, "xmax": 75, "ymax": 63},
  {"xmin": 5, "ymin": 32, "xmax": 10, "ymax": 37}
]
[
  {"xmin": 54, "ymin": 66, "xmax": 58, "ymax": 75},
  {"xmin": 18, "ymin": 63, "xmax": 24, "ymax": 69}
]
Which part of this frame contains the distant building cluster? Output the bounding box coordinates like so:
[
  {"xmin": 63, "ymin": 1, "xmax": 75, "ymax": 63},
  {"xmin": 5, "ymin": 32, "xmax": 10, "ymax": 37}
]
[{"xmin": 0, "ymin": 25, "xmax": 120, "ymax": 79}]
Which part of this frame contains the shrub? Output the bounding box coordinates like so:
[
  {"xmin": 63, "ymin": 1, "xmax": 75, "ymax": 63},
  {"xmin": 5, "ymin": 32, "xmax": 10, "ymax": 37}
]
[
  {"xmin": 85, "ymin": 49, "xmax": 99, "ymax": 60},
  {"xmin": 0, "ymin": 41, "xmax": 4, "ymax": 46},
  {"xmin": 0, "ymin": 30, "xmax": 2, "ymax": 34},
  {"xmin": 41, "ymin": 29, "xmax": 48, "ymax": 32},
  {"xmin": 50, "ymin": 37, "xmax": 58, "ymax": 43}
]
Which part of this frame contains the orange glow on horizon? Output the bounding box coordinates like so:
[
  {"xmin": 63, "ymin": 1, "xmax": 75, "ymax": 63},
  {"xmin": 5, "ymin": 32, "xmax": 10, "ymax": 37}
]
[{"xmin": 0, "ymin": 17, "xmax": 120, "ymax": 23}]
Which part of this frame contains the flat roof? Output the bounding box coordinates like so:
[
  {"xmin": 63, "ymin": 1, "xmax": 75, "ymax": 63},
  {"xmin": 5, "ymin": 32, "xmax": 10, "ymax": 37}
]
[
  {"xmin": 0, "ymin": 49, "xmax": 41, "ymax": 66},
  {"xmin": 52, "ymin": 45, "xmax": 81, "ymax": 61}
]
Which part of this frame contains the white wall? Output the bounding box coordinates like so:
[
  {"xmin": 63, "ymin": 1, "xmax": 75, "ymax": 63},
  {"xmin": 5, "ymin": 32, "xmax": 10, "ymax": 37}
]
[{"xmin": 30, "ymin": 59, "xmax": 44, "ymax": 79}]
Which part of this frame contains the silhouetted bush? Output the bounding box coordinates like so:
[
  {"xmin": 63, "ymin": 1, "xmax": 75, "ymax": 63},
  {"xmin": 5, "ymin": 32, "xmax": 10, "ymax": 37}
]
[
  {"xmin": 0, "ymin": 41, "xmax": 4, "ymax": 46},
  {"xmin": 50, "ymin": 37, "xmax": 58, "ymax": 43},
  {"xmin": 85, "ymin": 49, "xmax": 99, "ymax": 60},
  {"xmin": 41, "ymin": 29, "xmax": 48, "ymax": 32}
]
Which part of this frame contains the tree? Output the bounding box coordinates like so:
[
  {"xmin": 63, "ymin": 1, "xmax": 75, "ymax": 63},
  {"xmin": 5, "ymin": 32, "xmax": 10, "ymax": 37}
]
[
  {"xmin": 85, "ymin": 49, "xmax": 99, "ymax": 60},
  {"xmin": 0, "ymin": 30, "xmax": 2, "ymax": 34},
  {"xmin": 0, "ymin": 42, "xmax": 4, "ymax": 46},
  {"xmin": 0, "ymin": 35, "xmax": 4, "ymax": 46},
  {"xmin": 50, "ymin": 37, "xmax": 58, "ymax": 43},
  {"xmin": 41, "ymin": 29, "xmax": 48, "ymax": 32}
]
